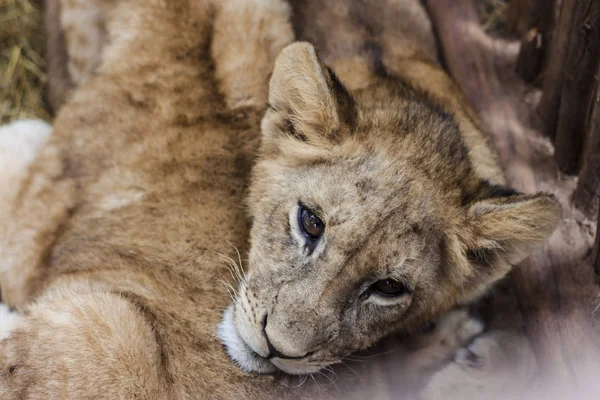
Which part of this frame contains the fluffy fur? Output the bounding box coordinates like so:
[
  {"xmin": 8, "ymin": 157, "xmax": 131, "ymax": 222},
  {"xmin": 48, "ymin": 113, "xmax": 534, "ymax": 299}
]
[{"xmin": 0, "ymin": 0, "xmax": 298, "ymax": 398}]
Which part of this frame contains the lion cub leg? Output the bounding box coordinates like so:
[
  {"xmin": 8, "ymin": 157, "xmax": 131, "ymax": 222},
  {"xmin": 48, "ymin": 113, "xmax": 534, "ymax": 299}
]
[
  {"xmin": 0, "ymin": 139, "xmax": 77, "ymax": 307},
  {"xmin": 0, "ymin": 283, "xmax": 167, "ymax": 399},
  {"xmin": 0, "ymin": 120, "xmax": 59, "ymax": 307},
  {"xmin": 211, "ymin": 0, "xmax": 294, "ymax": 111}
]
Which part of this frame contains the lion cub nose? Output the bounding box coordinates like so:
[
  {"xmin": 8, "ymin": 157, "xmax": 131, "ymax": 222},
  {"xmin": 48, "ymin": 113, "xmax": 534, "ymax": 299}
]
[{"xmin": 261, "ymin": 314, "xmax": 313, "ymax": 360}]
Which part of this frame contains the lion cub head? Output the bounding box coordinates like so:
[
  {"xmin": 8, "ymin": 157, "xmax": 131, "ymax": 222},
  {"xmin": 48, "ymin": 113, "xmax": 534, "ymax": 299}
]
[{"xmin": 219, "ymin": 42, "xmax": 560, "ymax": 374}]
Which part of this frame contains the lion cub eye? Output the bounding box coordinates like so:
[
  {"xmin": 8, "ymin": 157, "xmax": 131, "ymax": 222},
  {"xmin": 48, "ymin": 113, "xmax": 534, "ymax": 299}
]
[
  {"xmin": 371, "ymin": 279, "xmax": 407, "ymax": 297},
  {"xmin": 298, "ymin": 205, "xmax": 325, "ymax": 241}
]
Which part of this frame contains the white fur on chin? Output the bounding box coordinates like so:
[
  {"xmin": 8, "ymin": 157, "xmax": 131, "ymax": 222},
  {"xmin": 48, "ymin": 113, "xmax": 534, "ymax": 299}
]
[{"xmin": 218, "ymin": 306, "xmax": 276, "ymax": 374}]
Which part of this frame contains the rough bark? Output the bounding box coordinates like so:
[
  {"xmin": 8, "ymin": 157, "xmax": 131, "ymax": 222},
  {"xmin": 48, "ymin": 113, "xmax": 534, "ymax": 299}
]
[
  {"xmin": 507, "ymin": 0, "xmax": 529, "ymax": 35},
  {"xmin": 516, "ymin": 28, "xmax": 544, "ymax": 83},
  {"xmin": 511, "ymin": 0, "xmax": 557, "ymax": 84},
  {"xmin": 595, "ymin": 208, "xmax": 600, "ymax": 278},
  {"xmin": 573, "ymin": 75, "xmax": 600, "ymax": 218},
  {"xmin": 553, "ymin": 0, "xmax": 600, "ymax": 174},
  {"xmin": 538, "ymin": 0, "xmax": 577, "ymax": 140}
]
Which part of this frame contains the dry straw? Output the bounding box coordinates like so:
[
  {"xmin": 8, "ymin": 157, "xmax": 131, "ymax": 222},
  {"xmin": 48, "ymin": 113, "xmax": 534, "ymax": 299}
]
[
  {"xmin": 477, "ymin": 0, "xmax": 509, "ymax": 34},
  {"xmin": 1, "ymin": 0, "xmax": 50, "ymax": 123}
]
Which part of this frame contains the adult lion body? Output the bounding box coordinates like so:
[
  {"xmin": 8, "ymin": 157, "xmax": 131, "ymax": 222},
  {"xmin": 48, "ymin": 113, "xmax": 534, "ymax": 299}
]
[{"xmin": 0, "ymin": 0, "xmax": 557, "ymax": 398}]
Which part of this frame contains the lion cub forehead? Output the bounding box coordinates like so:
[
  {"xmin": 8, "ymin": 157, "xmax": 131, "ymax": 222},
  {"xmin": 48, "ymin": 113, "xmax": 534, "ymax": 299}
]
[
  {"xmin": 296, "ymin": 154, "xmax": 437, "ymax": 212},
  {"xmin": 305, "ymin": 180, "xmax": 441, "ymax": 246}
]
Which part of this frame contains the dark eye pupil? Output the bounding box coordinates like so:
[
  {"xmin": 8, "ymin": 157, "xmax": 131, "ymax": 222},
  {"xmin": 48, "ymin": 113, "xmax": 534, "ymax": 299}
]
[
  {"xmin": 373, "ymin": 279, "xmax": 406, "ymax": 296},
  {"xmin": 300, "ymin": 207, "xmax": 324, "ymax": 239}
]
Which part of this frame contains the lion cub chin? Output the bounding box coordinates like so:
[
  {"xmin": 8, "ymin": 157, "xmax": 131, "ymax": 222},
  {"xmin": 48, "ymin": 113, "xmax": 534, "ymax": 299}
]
[{"xmin": 220, "ymin": 42, "xmax": 560, "ymax": 375}]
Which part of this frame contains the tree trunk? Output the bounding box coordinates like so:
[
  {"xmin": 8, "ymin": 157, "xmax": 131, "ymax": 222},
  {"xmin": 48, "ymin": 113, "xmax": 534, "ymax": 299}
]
[
  {"xmin": 537, "ymin": 0, "xmax": 577, "ymax": 140},
  {"xmin": 573, "ymin": 73, "xmax": 600, "ymax": 218},
  {"xmin": 516, "ymin": 28, "xmax": 544, "ymax": 83},
  {"xmin": 507, "ymin": 0, "xmax": 529, "ymax": 36},
  {"xmin": 553, "ymin": 0, "xmax": 600, "ymax": 174},
  {"xmin": 595, "ymin": 208, "xmax": 600, "ymax": 279},
  {"xmin": 512, "ymin": 0, "xmax": 557, "ymax": 84}
]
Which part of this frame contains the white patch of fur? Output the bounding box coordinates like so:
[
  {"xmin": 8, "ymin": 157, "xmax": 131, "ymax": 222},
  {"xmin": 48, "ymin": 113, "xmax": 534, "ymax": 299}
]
[
  {"xmin": 0, "ymin": 303, "xmax": 21, "ymax": 341},
  {"xmin": 0, "ymin": 120, "xmax": 52, "ymax": 277},
  {"xmin": 99, "ymin": 190, "xmax": 145, "ymax": 211},
  {"xmin": 0, "ymin": 119, "xmax": 52, "ymax": 168},
  {"xmin": 43, "ymin": 307, "xmax": 77, "ymax": 326},
  {"xmin": 219, "ymin": 303, "xmax": 321, "ymax": 375},
  {"xmin": 218, "ymin": 306, "xmax": 276, "ymax": 374}
]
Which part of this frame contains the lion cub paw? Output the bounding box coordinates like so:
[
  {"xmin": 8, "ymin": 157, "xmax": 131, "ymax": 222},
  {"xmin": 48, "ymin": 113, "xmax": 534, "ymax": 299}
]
[
  {"xmin": 420, "ymin": 331, "xmax": 537, "ymax": 400},
  {"xmin": 409, "ymin": 308, "xmax": 484, "ymax": 353},
  {"xmin": 402, "ymin": 308, "xmax": 484, "ymax": 391},
  {"xmin": 434, "ymin": 309, "xmax": 484, "ymax": 348}
]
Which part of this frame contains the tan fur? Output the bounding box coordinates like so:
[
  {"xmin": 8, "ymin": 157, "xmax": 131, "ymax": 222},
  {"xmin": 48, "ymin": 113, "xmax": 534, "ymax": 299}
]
[
  {"xmin": 1, "ymin": 0, "xmax": 560, "ymax": 398},
  {"xmin": 0, "ymin": 0, "xmax": 297, "ymax": 398}
]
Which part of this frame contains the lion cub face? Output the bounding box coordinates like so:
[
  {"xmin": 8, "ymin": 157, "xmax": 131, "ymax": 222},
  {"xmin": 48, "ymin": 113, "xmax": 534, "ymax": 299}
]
[{"xmin": 219, "ymin": 43, "xmax": 560, "ymax": 375}]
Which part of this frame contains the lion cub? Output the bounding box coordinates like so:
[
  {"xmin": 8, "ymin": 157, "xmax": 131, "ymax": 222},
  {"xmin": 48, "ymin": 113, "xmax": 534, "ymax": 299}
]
[
  {"xmin": 0, "ymin": 0, "xmax": 558, "ymax": 398},
  {"xmin": 220, "ymin": 0, "xmax": 560, "ymax": 376}
]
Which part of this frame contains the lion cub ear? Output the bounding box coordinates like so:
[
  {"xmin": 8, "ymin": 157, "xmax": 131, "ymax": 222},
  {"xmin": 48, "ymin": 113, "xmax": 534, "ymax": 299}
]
[
  {"xmin": 262, "ymin": 42, "xmax": 356, "ymax": 152},
  {"xmin": 466, "ymin": 193, "xmax": 561, "ymax": 265}
]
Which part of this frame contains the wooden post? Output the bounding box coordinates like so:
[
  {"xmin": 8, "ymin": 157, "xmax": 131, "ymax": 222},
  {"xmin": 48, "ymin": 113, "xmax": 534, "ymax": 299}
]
[
  {"xmin": 45, "ymin": 0, "xmax": 74, "ymax": 113},
  {"xmin": 595, "ymin": 208, "xmax": 600, "ymax": 278},
  {"xmin": 553, "ymin": 0, "xmax": 600, "ymax": 175},
  {"xmin": 573, "ymin": 74, "xmax": 600, "ymax": 218},
  {"xmin": 538, "ymin": 0, "xmax": 576, "ymax": 140},
  {"xmin": 508, "ymin": 0, "xmax": 556, "ymax": 36},
  {"xmin": 516, "ymin": 28, "xmax": 544, "ymax": 83},
  {"xmin": 507, "ymin": 0, "xmax": 529, "ymax": 36},
  {"xmin": 512, "ymin": 0, "xmax": 557, "ymax": 84}
]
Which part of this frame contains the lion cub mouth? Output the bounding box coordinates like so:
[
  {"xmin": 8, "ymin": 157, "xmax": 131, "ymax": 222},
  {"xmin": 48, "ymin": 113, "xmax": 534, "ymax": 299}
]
[
  {"xmin": 218, "ymin": 306, "xmax": 277, "ymax": 374},
  {"xmin": 219, "ymin": 306, "xmax": 323, "ymax": 375}
]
